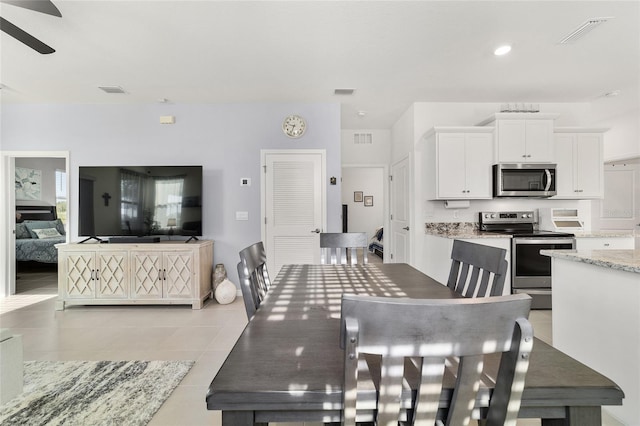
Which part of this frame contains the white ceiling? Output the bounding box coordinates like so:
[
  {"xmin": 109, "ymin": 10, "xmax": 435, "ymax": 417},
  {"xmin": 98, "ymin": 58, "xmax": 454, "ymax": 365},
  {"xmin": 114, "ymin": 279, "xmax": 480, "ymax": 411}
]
[{"xmin": 1, "ymin": 1, "xmax": 638, "ymax": 129}]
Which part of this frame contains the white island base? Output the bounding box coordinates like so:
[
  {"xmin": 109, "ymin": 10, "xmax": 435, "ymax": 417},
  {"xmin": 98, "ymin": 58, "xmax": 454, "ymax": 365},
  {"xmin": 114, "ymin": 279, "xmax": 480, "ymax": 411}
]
[{"xmin": 547, "ymin": 250, "xmax": 639, "ymax": 426}]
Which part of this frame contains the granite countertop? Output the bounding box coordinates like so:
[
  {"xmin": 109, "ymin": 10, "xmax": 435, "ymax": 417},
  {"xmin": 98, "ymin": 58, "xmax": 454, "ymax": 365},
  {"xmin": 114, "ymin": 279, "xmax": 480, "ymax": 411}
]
[
  {"xmin": 424, "ymin": 223, "xmax": 508, "ymax": 239},
  {"xmin": 541, "ymin": 249, "xmax": 640, "ymax": 274},
  {"xmin": 572, "ymin": 231, "xmax": 635, "ymax": 238}
]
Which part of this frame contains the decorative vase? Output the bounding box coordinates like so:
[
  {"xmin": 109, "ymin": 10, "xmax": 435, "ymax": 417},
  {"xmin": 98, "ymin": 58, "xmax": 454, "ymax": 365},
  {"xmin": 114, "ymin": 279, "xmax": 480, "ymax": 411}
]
[
  {"xmin": 215, "ymin": 279, "xmax": 236, "ymax": 305},
  {"xmin": 213, "ymin": 263, "xmax": 227, "ymax": 289}
]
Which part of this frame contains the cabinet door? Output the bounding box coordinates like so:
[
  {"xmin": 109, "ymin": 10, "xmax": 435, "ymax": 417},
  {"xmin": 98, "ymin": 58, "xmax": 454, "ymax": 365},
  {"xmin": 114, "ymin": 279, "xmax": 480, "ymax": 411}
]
[
  {"xmin": 131, "ymin": 251, "xmax": 163, "ymax": 299},
  {"xmin": 554, "ymin": 133, "xmax": 576, "ymax": 197},
  {"xmin": 575, "ymin": 134, "xmax": 603, "ymax": 198},
  {"xmin": 61, "ymin": 252, "xmax": 96, "ymax": 298},
  {"xmin": 525, "ymin": 120, "xmax": 554, "ymax": 162},
  {"xmin": 163, "ymin": 251, "xmax": 194, "ymax": 298},
  {"xmin": 96, "ymin": 251, "xmax": 128, "ymax": 299},
  {"xmin": 464, "ymin": 133, "xmax": 493, "ymax": 198},
  {"xmin": 496, "ymin": 120, "xmax": 526, "ymax": 162},
  {"xmin": 437, "ymin": 133, "xmax": 467, "ymax": 198}
]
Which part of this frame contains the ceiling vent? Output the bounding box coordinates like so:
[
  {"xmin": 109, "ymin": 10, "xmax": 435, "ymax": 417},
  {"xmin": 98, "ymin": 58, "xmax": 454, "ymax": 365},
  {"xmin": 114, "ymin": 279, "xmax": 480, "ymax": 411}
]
[
  {"xmin": 558, "ymin": 17, "xmax": 613, "ymax": 44},
  {"xmin": 334, "ymin": 88, "xmax": 355, "ymax": 95},
  {"xmin": 353, "ymin": 133, "xmax": 373, "ymax": 145},
  {"xmin": 98, "ymin": 86, "xmax": 126, "ymax": 94}
]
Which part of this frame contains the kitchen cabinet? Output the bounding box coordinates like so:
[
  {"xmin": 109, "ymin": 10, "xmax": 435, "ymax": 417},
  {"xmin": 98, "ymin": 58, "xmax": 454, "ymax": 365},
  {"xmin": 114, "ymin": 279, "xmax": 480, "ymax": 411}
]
[
  {"xmin": 425, "ymin": 127, "xmax": 494, "ymax": 200},
  {"xmin": 575, "ymin": 236, "xmax": 634, "ymax": 250},
  {"xmin": 477, "ymin": 113, "xmax": 559, "ymax": 163},
  {"xmin": 56, "ymin": 240, "xmax": 213, "ymax": 310},
  {"xmin": 553, "ymin": 128, "xmax": 607, "ymax": 199}
]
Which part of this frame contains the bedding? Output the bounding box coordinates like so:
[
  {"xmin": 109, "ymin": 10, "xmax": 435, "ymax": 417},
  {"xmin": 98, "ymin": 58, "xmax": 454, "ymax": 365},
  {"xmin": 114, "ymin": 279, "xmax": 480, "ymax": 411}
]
[
  {"xmin": 15, "ymin": 220, "xmax": 66, "ymax": 264},
  {"xmin": 368, "ymin": 226, "xmax": 383, "ymax": 258}
]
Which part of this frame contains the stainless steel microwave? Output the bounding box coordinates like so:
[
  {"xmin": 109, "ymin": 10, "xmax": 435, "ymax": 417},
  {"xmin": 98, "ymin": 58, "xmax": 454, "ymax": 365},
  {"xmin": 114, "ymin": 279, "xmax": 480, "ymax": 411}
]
[{"xmin": 493, "ymin": 163, "xmax": 556, "ymax": 197}]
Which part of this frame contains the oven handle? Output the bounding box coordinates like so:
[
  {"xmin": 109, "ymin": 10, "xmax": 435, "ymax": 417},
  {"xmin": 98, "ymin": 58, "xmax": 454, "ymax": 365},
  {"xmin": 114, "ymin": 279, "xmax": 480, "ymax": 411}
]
[
  {"xmin": 544, "ymin": 169, "xmax": 552, "ymax": 191},
  {"xmin": 513, "ymin": 237, "xmax": 575, "ymax": 246}
]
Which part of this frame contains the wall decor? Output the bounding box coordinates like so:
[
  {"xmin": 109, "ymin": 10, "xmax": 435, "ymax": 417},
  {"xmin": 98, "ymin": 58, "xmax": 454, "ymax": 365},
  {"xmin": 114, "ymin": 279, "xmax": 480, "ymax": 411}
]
[
  {"xmin": 354, "ymin": 191, "xmax": 363, "ymax": 202},
  {"xmin": 15, "ymin": 167, "xmax": 42, "ymax": 200},
  {"xmin": 364, "ymin": 195, "xmax": 373, "ymax": 207}
]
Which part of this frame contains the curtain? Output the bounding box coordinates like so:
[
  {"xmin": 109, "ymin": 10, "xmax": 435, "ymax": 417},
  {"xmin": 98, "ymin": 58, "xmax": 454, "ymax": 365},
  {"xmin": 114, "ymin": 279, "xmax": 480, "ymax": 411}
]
[
  {"xmin": 153, "ymin": 176, "xmax": 184, "ymax": 229},
  {"xmin": 120, "ymin": 169, "xmax": 143, "ymax": 234}
]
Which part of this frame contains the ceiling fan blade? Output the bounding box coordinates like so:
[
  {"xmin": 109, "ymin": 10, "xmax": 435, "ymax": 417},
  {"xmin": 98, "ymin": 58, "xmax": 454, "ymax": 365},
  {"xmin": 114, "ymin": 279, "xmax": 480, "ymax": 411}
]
[
  {"xmin": 0, "ymin": 16, "xmax": 55, "ymax": 54},
  {"xmin": 0, "ymin": 0, "xmax": 61, "ymax": 17}
]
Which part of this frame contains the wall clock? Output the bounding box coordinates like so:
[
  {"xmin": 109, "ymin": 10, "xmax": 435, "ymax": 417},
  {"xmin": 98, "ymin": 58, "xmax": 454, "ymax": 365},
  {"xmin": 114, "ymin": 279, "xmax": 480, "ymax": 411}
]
[{"xmin": 282, "ymin": 115, "xmax": 306, "ymax": 138}]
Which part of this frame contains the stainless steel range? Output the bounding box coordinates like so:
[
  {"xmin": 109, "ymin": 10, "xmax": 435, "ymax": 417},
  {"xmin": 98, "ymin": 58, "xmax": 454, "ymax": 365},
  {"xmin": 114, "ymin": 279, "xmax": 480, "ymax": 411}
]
[{"xmin": 479, "ymin": 211, "xmax": 575, "ymax": 309}]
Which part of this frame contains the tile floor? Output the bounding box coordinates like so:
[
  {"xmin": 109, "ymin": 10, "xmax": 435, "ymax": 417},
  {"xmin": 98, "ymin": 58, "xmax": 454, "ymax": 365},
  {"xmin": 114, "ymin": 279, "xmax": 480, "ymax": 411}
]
[{"xmin": 0, "ymin": 268, "xmax": 622, "ymax": 426}]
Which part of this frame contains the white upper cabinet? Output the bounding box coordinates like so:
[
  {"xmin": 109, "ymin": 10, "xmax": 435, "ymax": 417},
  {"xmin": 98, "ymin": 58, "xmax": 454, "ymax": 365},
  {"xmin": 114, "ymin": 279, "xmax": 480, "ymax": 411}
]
[
  {"xmin": 425, "ymin": 127, "xmax": 494, "ymax": 200},
  {"xmin": 553, "ymin": 128, "xmax": 607, "ymax": 199},
  {"xmin": 477, "ymin": 113, "xmax": 559, "ymax": 163}
]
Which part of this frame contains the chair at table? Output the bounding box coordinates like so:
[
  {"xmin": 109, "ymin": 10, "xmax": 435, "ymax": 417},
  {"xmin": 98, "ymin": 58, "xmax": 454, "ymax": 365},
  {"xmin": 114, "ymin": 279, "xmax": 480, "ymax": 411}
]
[
  {"xmin": 447, "ymin": 239, "xmax": 508, "ymax": 297},
  {"xmin": 320, "ymin": 232, "xmax": 368, "ymax": 265},
  {"xmin": 340, "ymin": 293, "xmax": 533, "ymax": 426},
  {"xmin": 238, "ymin": 242, "xmax": 271, "ymax": 314},
  {"xmin": 237, "ymin": 261, "xmax": 259, "ymax": 320}
]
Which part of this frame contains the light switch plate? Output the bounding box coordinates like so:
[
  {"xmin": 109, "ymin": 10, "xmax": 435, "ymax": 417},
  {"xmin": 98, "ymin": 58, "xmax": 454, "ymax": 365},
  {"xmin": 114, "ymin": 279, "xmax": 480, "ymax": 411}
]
[{"xmin": 236, "ymin": 211, "xmax": 249, "ymax": 221}]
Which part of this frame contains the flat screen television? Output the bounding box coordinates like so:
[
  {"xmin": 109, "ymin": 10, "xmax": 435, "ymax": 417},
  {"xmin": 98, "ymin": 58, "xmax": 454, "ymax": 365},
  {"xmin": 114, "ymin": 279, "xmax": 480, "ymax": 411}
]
[{"xmin": 78, "ymin": 166, "xmax": 203, "ymax": 239}]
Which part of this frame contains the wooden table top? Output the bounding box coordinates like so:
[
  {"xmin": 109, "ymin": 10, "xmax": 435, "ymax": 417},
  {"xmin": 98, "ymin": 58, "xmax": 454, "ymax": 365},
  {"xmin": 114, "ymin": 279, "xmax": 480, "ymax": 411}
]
[{"xmin": 206, "ymin": 263, "xmax": 623, "ymax": 420}]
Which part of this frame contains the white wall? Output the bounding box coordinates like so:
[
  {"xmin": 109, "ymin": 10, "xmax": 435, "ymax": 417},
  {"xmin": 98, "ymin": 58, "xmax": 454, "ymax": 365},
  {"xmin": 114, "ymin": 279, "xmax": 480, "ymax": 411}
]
[
  {"xmin": 341, "ymin": 167, "xmax": 384, "ymax": 239},
  {"xmin": 15, "ymin": 157, "xmax": 65, "ymax": 206},
  {"xmin": 2, "ymin": 103, "xmax": 342, "ymax": 285}
]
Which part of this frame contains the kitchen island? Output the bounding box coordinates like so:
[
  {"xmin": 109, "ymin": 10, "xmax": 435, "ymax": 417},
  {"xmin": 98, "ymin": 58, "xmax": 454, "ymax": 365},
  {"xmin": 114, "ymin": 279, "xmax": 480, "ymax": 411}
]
[{"xmin": 542, "ymin": 249, "xmax": 639, "ymax": 426}]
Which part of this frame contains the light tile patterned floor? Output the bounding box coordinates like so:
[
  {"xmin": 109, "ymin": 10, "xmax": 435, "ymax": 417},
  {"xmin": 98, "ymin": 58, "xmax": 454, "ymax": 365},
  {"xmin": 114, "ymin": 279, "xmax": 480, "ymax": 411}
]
[{"xmin": 0, "ymin": 268, "xmax": 623, "ymax": 426}]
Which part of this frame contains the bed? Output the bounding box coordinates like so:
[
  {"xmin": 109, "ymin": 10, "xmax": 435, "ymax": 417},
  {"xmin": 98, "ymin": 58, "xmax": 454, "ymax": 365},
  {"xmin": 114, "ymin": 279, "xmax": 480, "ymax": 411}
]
[
  {"xmin": 15, "ymin": 205, "xmax": 66, "ymax": 264},
  {"xmin": 368, "ymin": 226, "xmax": 383, "ymax": 258}
]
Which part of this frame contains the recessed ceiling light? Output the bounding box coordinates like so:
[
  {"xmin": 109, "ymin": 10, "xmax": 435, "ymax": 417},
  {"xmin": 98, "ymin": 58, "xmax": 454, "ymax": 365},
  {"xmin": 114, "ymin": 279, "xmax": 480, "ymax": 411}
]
[
  {"xmin": 357, "ymin": 111, "xmax": 366, "ymax": 117},
  {"xmin": 494, "ymin": 45, "xmax": 512, "ymax": 56}
]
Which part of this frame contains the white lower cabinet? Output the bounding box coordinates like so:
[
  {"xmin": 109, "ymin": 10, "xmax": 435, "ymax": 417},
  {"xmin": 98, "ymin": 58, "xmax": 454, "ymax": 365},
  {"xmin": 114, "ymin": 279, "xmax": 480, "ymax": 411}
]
[
  {"xmin": 575, "ymin": 237, "xmax": 634, "ymax": 250},
  {"xmin": 57, "ymin": 240, "xmax": 213, "ymax": 310}
]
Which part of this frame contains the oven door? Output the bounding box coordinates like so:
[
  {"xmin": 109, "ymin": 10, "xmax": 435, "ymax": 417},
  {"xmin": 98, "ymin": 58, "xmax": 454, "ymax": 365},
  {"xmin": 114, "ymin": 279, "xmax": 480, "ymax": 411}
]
[{"xmin": 512, "ymin": 237, "xmax": 575, "ymax": 288}]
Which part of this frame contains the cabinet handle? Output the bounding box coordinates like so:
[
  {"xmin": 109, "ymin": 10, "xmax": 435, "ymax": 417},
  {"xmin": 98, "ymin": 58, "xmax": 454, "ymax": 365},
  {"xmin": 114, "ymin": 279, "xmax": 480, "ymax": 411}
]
[
  {"xmin": 95, "ymin": 270, "xmax": 99, "ymax": 281},
  {"xmin": 90, "ymin": 270, "xmax": 95, "ymax": 280},
  {"xmin": 163, "ymin": 269, "xmax": 167, "ymax": 280},
  {"xmin": 522, "ymin": 154, "xmax": 527, "ymax": 158},
  {"xmin": 604, "ymin": 243, "xmax": 610, "ymax": 247}
]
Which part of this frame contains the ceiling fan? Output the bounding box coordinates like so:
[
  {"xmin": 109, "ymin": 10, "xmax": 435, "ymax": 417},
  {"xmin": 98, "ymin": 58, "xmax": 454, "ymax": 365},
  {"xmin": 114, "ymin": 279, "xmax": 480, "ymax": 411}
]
[{"xmin": 0, "ymin": 0, "xmax": 61, "ymax": 54}]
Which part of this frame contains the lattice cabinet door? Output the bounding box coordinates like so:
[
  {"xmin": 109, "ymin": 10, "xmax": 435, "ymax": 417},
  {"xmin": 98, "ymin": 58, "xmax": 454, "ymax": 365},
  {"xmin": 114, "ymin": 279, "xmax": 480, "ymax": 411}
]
[
  {"xmin": 96, "ymin": 251, "xmax": 129, "ymax": 299},
  {"xmin": 62, "ymin": 252, "xmax": 96, "ymax": 298},
  {"xmin": 163, "ymin": 251, "xmax": 194, "ymax": 299},
  {"xmin": 131, "ymin": 251, "xmax": 163, "ymax": 299}
]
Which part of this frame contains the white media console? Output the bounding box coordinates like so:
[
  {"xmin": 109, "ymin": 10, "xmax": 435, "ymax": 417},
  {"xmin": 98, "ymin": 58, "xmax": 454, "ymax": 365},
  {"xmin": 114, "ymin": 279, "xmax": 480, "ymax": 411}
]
[{"xmin": 55, "ymin": 240, "xmax": 213, "ymax": 310}]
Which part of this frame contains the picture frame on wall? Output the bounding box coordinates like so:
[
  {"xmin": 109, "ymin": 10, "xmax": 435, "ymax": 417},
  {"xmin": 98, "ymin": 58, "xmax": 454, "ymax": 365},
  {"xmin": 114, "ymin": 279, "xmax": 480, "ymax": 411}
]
[
  {"xmin": 354, "ymin": 191, "xmax": 363, "ymax": 202},
  {"xmin": 364, "ymin": 196, "xmax": 373, "ymax": 207}
]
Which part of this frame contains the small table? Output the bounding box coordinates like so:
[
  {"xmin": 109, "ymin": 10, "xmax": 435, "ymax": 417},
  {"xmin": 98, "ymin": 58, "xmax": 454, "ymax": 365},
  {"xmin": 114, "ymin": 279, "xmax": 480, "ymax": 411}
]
[{"xmin": 206, "ymin": 264, "xmax": 623, "ymax": 425}]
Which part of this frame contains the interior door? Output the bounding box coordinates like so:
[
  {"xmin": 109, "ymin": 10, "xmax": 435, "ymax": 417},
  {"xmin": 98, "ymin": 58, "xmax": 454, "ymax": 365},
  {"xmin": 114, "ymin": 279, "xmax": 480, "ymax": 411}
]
[
  {"xmin": 390, "ymin": 157, "xmax": 410, "ymax": 263},
  {"xmin": 263, "ymin": 150, "xmax": 325, "ymax": 275}
]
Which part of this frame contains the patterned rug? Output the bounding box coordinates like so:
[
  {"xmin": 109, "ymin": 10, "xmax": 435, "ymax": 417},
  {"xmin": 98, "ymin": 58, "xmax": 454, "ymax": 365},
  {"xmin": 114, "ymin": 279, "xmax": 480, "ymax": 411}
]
[{"xmin": 0, "ymin": 360, "xmax": 194, "ymax": 426}]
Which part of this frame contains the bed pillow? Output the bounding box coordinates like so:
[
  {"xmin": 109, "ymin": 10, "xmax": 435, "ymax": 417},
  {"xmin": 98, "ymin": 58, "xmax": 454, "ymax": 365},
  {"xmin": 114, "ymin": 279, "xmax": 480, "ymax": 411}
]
[
  {"xmin": 24, "ymin": 220, "xmax": 66, "ymax": 238},
  {"xmin": 374, "ymin": 227, "xmax": 383, "ymax": 241},
  {"xmin": 15, "ymin": 223, "xmax": 31, "ymax": 239},
  {"xmin": 32, "ymin": 228, "xmax": 63, "ymax": 239}
]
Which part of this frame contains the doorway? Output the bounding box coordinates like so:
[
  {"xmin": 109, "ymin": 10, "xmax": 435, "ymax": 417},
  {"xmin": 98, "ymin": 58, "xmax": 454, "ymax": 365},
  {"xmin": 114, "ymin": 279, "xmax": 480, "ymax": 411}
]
[{"xmin": 1, "ymin": 151, "xmax": 69, "ymax": 297}]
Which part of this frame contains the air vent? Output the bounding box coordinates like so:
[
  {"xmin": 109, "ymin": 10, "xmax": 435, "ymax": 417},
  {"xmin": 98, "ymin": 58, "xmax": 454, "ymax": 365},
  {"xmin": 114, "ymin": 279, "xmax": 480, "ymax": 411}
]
[
  {"xmin": 334, "ymin": 88, "xmax": 355, "ymax": 95},
  {"xmin": 98, "ymin": 86, "xmax": 126, "ymax": 94},
  {"xmin": 558, "ymin": 17, "xmax": 613, "ymax": 44},
  {"xmin": 353, "ymin": 133, "xmax": 372, "ymax": 145}
]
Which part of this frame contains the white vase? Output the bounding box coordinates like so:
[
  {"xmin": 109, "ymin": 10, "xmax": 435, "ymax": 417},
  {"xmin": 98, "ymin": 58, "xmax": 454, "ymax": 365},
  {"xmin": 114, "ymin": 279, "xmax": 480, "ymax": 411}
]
[{"xmin": 215, "ymin": 279, "xmax": 236, "ymax": 305}]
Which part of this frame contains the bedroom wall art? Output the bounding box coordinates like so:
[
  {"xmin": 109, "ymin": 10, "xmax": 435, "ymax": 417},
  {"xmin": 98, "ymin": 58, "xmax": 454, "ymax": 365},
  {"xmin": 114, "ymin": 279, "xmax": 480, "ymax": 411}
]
[{"xmin": 15, "ymin": 167, "xmax": 42, "ymax": 200}]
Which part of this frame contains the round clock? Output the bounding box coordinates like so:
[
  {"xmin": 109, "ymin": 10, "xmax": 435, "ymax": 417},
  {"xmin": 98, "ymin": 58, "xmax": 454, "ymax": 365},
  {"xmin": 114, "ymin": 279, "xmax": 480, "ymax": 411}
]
[{"xmin": 282, "ymin": 114, "xmax": 306, "ymax": 138}]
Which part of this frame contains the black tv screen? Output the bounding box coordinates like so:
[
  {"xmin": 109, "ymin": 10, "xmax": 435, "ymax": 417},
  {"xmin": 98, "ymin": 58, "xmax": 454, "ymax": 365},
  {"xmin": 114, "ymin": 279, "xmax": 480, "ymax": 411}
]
[{"xmin": 78, "ymin": 166, "xmax": 203, "ymax": 237}]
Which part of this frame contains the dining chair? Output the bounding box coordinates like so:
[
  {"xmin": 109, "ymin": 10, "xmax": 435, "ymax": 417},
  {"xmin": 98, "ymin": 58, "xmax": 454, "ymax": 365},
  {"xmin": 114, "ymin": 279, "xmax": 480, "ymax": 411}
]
[
  {"xmin": 447, "ymin": 240, "xmax": 508, "ymax": 297},
  {"xmin": 320, "ymin": 232, "xmax": 368, "ymax": 265},
  {"xmin": 238, "ymin": 241, "xmax": 271, "ymax": 310},
  {"xmin": 340, "ymin": 293, "xmax": 533, "ymax": 426},
  {"xmin": 237, "ymin": 261, "xmax": 259, "ymax": 320}
]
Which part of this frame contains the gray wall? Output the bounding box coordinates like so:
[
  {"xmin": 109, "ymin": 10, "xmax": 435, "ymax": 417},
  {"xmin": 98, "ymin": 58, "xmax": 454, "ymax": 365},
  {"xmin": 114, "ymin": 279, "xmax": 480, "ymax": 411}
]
[{"xmin": 2, "ymin": 103, "xmax": 342, "ymax": 282}]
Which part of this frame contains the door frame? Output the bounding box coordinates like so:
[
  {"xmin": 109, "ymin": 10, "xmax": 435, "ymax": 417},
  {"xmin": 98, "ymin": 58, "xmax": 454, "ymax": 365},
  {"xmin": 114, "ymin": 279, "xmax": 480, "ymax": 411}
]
[
  {"xmin": 0, "ymin": 150, "xmax": 70, "ymax": 297},
  {"xmin": 260, "ymin": 149, "xmax": 327, "ymax": 266},
  {"xmin": 341, "ymin": 163, "xmax": 390, "ymax": 262}
]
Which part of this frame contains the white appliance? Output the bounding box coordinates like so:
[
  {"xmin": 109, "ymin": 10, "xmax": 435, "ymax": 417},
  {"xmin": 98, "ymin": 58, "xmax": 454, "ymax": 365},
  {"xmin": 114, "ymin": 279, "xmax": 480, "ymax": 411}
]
[{"xmin": 539, "ymin": 208, "xmax": 584, "ymax": 232}]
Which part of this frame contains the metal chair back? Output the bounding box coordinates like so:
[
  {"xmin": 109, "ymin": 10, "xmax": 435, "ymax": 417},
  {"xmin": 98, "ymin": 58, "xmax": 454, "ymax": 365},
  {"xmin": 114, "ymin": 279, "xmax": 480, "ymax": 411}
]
[
  {"xmin": 447, "ymin": 240, "xmax": 508, "ymax": 297},
  {"xmin": 320, "ymin": 232, "xmax": 368, "ymax": 265}
]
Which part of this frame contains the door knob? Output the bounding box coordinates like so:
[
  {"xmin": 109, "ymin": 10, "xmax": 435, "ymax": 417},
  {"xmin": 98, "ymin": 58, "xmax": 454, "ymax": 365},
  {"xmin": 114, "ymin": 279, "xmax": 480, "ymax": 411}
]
[
  {"xmin": 403, "ymin": 226, "xmax": 410, "ymax": 231},
  {"xmin": 311, "ymin": 228, "xmax": 321, "ymax": 233}
]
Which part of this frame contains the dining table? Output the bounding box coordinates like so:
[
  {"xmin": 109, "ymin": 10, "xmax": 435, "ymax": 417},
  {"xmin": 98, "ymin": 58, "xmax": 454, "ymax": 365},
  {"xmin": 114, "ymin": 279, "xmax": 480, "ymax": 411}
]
[{"xmin": 206, "ymin": 263, "xmax": 624, "ymax": 425}]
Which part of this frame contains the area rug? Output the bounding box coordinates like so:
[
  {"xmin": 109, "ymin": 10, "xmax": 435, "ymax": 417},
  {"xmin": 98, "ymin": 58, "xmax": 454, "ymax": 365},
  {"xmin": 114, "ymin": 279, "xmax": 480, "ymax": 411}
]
[{"xmin": 0, "ymin": 360, "xmax": 194, "ymax": 426}]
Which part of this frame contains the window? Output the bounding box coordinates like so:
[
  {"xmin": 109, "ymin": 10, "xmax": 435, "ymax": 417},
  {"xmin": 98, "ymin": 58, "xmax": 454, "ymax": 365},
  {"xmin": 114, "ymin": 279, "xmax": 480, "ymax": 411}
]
[
  {"xmin": 153, "ymin": 177, "xmax": 184, "ymax": 230},
  {"xmin": 55, "ymin": 169, "xmax": 67, "ymax": 225}
]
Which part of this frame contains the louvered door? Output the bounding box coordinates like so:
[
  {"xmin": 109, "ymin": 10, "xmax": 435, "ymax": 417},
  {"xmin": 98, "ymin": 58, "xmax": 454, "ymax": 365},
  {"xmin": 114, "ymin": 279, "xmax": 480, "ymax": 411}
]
[{"xmin": 264, "ymin": 150, "xmax": 325, "ymax": 275}]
